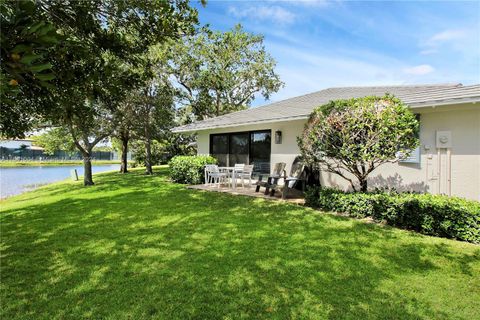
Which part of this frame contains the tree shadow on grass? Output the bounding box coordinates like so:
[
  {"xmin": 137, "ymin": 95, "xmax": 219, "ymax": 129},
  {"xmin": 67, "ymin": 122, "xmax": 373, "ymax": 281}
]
[{"xmin": 1, "ymin": 170, "xmax": 479, "ymax": 319}]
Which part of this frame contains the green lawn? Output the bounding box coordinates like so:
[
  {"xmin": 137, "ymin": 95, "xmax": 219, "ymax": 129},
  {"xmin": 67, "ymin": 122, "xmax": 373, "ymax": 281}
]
[{"xmin": 1, "ymin": 168, "xmax": 479, "ymax": 319}]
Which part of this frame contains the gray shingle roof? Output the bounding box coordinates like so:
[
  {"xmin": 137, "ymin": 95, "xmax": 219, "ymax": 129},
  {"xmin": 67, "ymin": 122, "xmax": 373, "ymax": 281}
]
[{"xmin": 172, "ymin": 83, "xmax": 480, "ymax": 132}]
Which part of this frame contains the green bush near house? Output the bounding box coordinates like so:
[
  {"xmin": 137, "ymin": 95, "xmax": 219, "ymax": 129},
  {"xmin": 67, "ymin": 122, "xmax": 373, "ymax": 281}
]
[
  {"xmin": 305, "ymin": 187, "xmax": 480, "ymax": 243},
  {"xmin": 169, "ymin": 155, "xmax": 217, "ymax": 184}
]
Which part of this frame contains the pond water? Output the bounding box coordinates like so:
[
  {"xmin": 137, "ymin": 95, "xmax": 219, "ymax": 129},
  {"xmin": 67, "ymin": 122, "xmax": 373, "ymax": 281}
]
[{"xmin": 0, "ymin": 164, "xmax": 120, "ymax": 199}]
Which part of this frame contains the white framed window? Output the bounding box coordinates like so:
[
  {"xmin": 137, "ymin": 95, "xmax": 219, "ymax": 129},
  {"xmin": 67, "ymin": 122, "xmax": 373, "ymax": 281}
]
[
  {"xmin": 399, "ymin": 114, "xmax": 421, "ymax": 164},
  {"xmin": 399, "ymin": 146, "xmax": 420, "ymax": 163}
]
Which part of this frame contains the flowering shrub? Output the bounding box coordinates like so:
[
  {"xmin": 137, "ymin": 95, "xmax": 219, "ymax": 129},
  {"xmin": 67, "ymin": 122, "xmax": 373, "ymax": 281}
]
[{"xmin": 298, "ymin": 95, "xmax": 419, "ymax": 192}]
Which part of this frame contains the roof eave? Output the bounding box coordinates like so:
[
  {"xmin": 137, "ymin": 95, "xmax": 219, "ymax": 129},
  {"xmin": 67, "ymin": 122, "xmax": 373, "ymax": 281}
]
[
  {"xmin": 407, "ymin": 97, "xmax": 480, "ymax": 108},
  {"xmin": 171, "ymin": 115, "xmax": 310, "ymax": 133},
  {"xmin": 172, "ymin": 97, "xmax": 480, "ymax": 133}
]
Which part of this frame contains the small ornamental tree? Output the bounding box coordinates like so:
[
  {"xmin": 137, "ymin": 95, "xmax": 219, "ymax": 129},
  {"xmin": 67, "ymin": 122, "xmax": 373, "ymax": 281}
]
[{"xmin": 298, "ymin": 95, "xmax": 419, "ymax": 192}]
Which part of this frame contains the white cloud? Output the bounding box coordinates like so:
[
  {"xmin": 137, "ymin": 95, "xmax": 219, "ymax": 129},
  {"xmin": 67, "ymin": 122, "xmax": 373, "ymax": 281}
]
[
  {"xmin": 275, "ymin": 0, "xmax": 330, "ymax": 7},
  {"xmin": 403, "ymin": 64, "xmax": 435, "ymax": 76},
  {"xmin": 428, "ymin": 29, "xmax": 467, "ymax": 44},
  {"xmin": 419, "ymin": 29, "xmax": 469, "ymax": 55},
  {"xmin": 260, "ymin": 43, "xmax": 409, "ymax": 102},
  {"xmin": 419, "ymin": 49, "xmax": 438, "ymax": 55},
  {"xmin": 228, "ymin": 5, "xmax": 296, "ymax": 25},
  {"xmin": 255, "ymin": 40, "xmax": 466, "ymax": 104}
]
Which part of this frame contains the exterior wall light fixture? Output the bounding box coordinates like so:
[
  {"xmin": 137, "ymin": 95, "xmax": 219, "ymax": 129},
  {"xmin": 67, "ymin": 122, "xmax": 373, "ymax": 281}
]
[{"xmin": 275, "ymin": 130, "xmax": 282, "ymax": 144}]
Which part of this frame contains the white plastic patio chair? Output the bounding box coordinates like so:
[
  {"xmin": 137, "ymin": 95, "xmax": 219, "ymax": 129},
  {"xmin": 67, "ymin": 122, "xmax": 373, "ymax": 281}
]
[
  {"xmin": 234, "ymin": 163, "xmax": 245, "ymax": 172},
  {"xmin": 204, "ymin": 164, "xmax": 216, "ymax": 185},
  {"xmin": 231, "ymin": 164, "xmax": 245, "ymax": 188},
  {"xmin": 235, "ymin": 164, "xmax": 254, "ymax": 188},
  {"xmin": 204, "ymin": 164, "xmax": 228, "ymax": 188}
]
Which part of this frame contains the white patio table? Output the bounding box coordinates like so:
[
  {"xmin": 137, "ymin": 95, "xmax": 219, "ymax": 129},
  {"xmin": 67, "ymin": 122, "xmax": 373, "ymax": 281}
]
[{"xmin": 218, "ymin": 166, "xmax": 243, "ymax": 189}]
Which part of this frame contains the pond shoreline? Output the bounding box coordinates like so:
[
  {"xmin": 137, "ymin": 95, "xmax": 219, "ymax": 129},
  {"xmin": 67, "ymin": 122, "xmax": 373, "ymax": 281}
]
[
  {"xmin": 0, "ymin": 164, "xmax": 121, "ymax": 198},
  {"xmin": 0, "ymin": 160, "xmax": 124, "ymax": 167}
]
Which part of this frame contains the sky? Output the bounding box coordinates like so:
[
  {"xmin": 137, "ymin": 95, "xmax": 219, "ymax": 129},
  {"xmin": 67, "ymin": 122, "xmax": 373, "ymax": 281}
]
[{"xmin": 192, "ymin": 0, "xmax": 480, "ymax": 106}]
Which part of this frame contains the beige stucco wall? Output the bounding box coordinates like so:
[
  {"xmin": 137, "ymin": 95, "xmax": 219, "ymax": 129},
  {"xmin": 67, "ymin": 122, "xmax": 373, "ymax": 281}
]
[{"xmin": 196, "ymin": 103, "xmax": 480, "ymax": 201}]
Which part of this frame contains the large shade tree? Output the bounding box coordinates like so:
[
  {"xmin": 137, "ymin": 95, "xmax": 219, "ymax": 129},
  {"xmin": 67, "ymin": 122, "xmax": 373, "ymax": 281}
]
[
  {"xmin": 63, "ymin": 98, "xmax": 117, "ymax": 185},
  {"xmin": 1, "ymin": 0, "xmax": 201, "ymax": 185},
  {"xmin": 171, "ymin": 24, "xmax": 284, "ymax": 119},
  {"xmin": 53, "ymin": 0, "xmax": 200, "ymax": 185},
  {"xmin": 113, "ymin": 44, "xmax": 175, "ymax": 174},
  {"xmin": 132, "ymin": 78, "xmax": 175, "ymax": 175},
  {"xmin": 1, "ymin": 0, "xmax": 201, "ymax": 139},
  {"xmin": 114, "ymin": 96, "xmax": 137, "ymax": 174},
  {"xmin": 298, "ymin": 95, "xmax": 419, "ymax": 192}
]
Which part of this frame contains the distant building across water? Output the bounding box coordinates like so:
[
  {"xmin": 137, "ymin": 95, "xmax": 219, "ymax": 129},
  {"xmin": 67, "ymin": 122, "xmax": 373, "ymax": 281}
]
[{"xmin": 0, "ymin": 139, "xmax": 129, "ymax": 161}]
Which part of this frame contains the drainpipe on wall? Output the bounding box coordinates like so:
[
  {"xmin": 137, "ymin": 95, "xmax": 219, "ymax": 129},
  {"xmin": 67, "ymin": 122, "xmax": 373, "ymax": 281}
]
[
  {"xmin": 437, "ymin": 148, "xmax": 441, "ymax": 194},
  {"xmin": 447, "ymin": 148, "xmax": 452, "ymax": 196}
]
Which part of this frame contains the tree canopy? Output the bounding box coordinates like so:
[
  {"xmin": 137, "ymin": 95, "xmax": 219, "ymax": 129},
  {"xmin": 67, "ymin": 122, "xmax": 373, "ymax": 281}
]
[
  {"xmin": 1, "ymin": 0, "xmax": 201, "ymax": 139},
  {"xmin": 171, "ymin": 24, "xmax": 284, "ymax": 119},
  {"xmin": 1, "ymin": 0, "xmax": 61, "ymax": 137},
  {"xmin": 298, "ymin": 95, "xmax": 419, "ymax": 192}
]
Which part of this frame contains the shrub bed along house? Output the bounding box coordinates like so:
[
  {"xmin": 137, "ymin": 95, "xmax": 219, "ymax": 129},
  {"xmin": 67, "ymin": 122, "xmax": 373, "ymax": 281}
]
[
  {"xmin": 169, "ymin": 155, "xmax": 217, "ymax": 184},
  {"xmin": 305, "ymin": 187, "xmax": 480, "ymax": 243}
]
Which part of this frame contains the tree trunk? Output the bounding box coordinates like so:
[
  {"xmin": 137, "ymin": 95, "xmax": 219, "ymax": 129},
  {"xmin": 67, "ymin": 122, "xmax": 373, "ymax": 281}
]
[
  {"xmin": 145, "ymin": 137, "xmax": 153, "ymax": 175},
  {"xmin": 359, "ymin": 178, "xmax": 368, "ymax": 192},
  {"xmin": 215, "ymin": 92, "xmax": 221, "ymax": 116},
  {"xmin": 143, "ymin": 92, "xmax": 153, "ymax": 175},
  {"xmin": 119, "ymin": 132, "xmax": 129, "ymax": 173},
  {"xmin": 305, "ymin": 165, "xmax": 321, "ymax": 187},
  {"xmin": 83, "ymin": 152, "xmax": 94, "ymax": 186}
]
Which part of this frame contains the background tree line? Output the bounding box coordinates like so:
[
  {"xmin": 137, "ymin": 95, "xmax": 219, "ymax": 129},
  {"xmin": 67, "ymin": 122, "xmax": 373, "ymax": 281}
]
[{"xmin": 1, "ymin": 0, "xmax": 283, "ymax": 185}]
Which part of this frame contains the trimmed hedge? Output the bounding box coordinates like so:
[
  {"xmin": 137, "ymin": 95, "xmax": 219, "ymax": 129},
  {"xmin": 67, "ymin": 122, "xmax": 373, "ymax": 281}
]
[
  {"xmin": 169, "ymin": 155, "xmax": 217, "ymax": 184},
  {"xmin": 305, "ymin": 187, "xmax": 480, "ymax": 243}
]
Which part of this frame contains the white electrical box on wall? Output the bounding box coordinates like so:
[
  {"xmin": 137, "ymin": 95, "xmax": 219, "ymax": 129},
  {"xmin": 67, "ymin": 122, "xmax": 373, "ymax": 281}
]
[{"xmin": 436, "ymin": 131, "xmax": 452, "ymax": 148}]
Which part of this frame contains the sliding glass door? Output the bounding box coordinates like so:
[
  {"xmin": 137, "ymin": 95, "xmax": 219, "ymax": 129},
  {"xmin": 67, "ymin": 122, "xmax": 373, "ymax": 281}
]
[
  {"xmin": 210, "ymin": 134, "xmax": 228, "ymax": 166},
  {"xmin": 210, "ymin": 130, "xmax": 271, "ymax": 172},
  {"xmin": 229, "ymin": 133, "xmax": 249, "ymax": 165},
  {"xmin": 250, "ymin": 131, "xmax": 271, "ymax": 173}
]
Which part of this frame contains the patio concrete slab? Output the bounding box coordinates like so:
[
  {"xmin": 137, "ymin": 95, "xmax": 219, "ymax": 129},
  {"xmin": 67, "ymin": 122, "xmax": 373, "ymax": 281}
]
[{"xmin": 187, "ymin": 184, "xmax": 306, "ymax": 205}]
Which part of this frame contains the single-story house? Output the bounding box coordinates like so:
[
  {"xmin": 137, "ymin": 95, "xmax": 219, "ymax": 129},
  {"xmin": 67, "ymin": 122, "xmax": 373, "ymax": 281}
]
[{"xmin": 173, "ymin": 83, "xmax": 480, "ymax": 201}]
